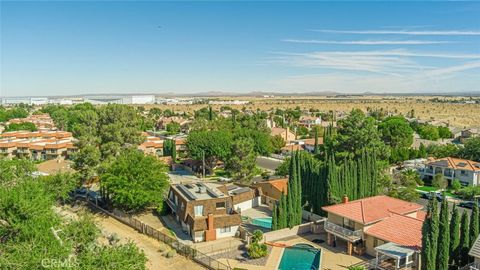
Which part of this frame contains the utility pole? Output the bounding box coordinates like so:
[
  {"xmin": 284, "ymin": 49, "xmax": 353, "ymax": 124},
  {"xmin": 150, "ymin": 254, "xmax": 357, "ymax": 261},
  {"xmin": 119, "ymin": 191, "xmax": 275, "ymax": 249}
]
[{"xmin": 202, "ymin": 150, "xmax": 206, "ymax": 179}]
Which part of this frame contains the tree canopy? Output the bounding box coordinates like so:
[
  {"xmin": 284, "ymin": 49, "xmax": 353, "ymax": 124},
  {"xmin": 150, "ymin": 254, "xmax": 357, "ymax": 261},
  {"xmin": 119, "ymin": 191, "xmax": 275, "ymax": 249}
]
[{"xmin": 100, "ymin": 149, "xmax": 170, "ymax": 212}]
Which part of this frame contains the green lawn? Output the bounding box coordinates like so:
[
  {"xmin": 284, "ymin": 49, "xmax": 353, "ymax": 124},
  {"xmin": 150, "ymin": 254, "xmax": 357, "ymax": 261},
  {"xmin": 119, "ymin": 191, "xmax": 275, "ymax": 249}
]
[
  {"xmin": 416, "ymin": 186, "xmax": 458, "ymax": 198},
  {"xmin": 416, "ymin": 186, "xmax": 439, "ymax": 192}
]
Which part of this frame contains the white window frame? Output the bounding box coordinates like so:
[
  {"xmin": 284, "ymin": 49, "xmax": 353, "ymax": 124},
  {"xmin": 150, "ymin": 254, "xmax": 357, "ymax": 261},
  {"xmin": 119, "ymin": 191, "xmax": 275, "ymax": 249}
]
[
  {"xmin": 220, "ymin": 226, "xmax": 231, "ymax": 233},
  {"xmin": 194, "ymin": 205, "xmax": 204, "ymax": 217}
]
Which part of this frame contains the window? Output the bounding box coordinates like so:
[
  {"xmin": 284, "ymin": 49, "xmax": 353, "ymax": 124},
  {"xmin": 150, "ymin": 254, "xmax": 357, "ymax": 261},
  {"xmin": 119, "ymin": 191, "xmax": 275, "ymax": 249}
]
[
  {"xmin": 216, "ymin": 202, "xmax": 226, "ymax": 209},
  {"xmin": 343, "ymin": 218, "xmax": 355, "ymax": 230},
  {"xmin": 194, "ymin": 205, "xmax": 204, "ymax": 217},
  {"xmin": 461, "ymin": 170, "xmax": 467, "ymax": 175},
  {"xmin": 220, "ymin": 226, "xmax": 231, "ymax": 233},
  {"xmin": 181, "ymin": 202, "xmax": 185, "ymax": 211}
]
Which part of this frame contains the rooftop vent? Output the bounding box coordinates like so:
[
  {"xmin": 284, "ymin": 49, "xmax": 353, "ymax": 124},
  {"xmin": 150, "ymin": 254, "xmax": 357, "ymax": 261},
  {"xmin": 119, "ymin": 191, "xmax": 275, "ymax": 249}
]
[{"xmin": 458, "ymin": 162, "xmax": 467, "ymax": 167}]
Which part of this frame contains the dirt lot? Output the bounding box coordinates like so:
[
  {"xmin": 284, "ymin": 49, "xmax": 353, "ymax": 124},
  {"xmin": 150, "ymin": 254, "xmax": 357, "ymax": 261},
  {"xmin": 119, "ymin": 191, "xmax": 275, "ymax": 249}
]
[
  {"xmin": 144, "ymin": 95, "xmax": 480, "ymax": 128},
  {"xmin": 96, "ymin": 214, "xmax": 205, "ymax": 270}
]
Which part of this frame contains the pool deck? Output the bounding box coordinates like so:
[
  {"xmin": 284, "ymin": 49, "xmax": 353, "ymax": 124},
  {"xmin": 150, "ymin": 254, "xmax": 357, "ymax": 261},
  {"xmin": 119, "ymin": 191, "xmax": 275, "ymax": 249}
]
[
  {"xmin": 216, "ymin": 233, "xmax": 365, "ymax": 270},
  {"xmin": 240, "ymin": 206, "xmax": 272, "ymax": 219}
]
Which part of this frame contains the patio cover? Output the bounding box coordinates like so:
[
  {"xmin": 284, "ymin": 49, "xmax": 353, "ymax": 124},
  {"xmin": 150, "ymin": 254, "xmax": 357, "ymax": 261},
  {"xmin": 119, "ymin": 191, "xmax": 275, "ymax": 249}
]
[{"xmin": 375, "ymin": 242, "xmax": 415, "ymax": 260}]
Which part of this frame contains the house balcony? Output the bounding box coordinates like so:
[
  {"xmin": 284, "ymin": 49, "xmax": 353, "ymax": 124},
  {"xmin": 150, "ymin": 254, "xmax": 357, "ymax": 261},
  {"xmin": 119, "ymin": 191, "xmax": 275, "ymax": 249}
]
[{"xmin": 324, "ymin": 220, "xmax": 362, "ymax": 242}]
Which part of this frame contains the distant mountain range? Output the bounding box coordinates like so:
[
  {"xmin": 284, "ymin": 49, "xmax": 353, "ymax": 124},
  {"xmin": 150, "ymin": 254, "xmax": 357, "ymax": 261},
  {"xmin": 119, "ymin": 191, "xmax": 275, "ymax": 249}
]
[{"xmin": 2, "ymin": 90, "xmax": 480, "ymax": 98}]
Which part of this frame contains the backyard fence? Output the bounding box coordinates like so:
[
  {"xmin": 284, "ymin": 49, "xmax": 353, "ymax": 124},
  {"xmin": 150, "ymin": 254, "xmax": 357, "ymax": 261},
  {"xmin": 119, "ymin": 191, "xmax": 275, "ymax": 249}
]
[{"xmin": 88, "ymin": 201, "xmax": 232, "ymax": 270}]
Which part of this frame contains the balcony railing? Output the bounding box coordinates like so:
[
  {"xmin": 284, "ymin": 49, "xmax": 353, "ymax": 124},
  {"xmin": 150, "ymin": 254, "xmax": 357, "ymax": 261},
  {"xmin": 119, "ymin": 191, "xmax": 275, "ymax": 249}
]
[{"xmin": 324, "ymin": 220, "xmax": 362, "ymax": 242}]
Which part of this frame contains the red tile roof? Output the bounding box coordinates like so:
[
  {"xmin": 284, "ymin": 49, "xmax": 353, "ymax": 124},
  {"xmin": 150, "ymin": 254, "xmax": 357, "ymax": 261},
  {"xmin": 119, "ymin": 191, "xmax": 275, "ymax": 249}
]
[
  {"xmin": 322, "ymin": 195, "xmax": 423, "ymax": 225},
  {"xmin": 365, "ymin": 213, "xmax": 424, "ymax": 250},
  {"xmin": 428, "ymin": 157, "xmax": 480, "ymax": 172},
  {"xmin": 268, "ymin": 178, "xmax": 288, "ymax": 193}
]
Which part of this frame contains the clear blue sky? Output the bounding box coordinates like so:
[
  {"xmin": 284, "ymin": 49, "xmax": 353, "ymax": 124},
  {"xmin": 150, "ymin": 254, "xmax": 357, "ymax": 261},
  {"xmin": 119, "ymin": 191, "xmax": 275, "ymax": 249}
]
[{"xmin": 1, "ymin": 1, "xmax": 480, "ymax": 96}]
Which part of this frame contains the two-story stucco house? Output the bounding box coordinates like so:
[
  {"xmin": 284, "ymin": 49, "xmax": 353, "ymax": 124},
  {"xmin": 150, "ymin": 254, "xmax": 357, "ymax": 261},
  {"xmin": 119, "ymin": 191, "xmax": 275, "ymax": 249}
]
[
  {"xmin": 420, "ymin": 157, "xmax": 480, "ymax": 186},
  {"xmin": 166, "ymin": 182, "xmax": 260, "ymax": 242},
  {"xmin": 322, "ymin": 195, "xmax": 425, "ymax": 270}
]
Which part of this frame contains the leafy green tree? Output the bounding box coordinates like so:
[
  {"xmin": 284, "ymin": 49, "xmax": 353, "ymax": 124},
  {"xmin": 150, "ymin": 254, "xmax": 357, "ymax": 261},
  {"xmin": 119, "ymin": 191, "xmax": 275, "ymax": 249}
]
[
  {"xmin": 186, "ymin": 130, "xmax": 233, "ymax": 174},
  {"xmin": 226, "ymin": 138, "xmax": 256, "ymax": 183},
  {"xmin": 336, "ymin": 109, "xmax": 386, "ymax": 158},
  {"xmin": 4, "ymin": 122, "xmax": 37, "ymax": 132},
  {"xmin": 460, "ymin": 137, "xmax": 480, "ymax": 162},
  {"xmin": 437, "ymin": 198, "xmax": 450, "ymax": 270},
  {"xmin": 166, "ymin": 122, "xmax": 181, "ymax": 134},
  {"xmin": 426, "ymin": 144, "xmax": 461, "ymax": 159},
  {"xmin": 438, "ymin": 126, "xmax": 453, "ymax": 139},
  {"xmin": 418, "ymin": 124, "xmax": 440, "ymax": 141},
  {"xmin": 432, "ymin": 173, "xmax": 448, "ymax": 189},
  {"xmin": 270, "ymin": 135, "xmax": 286, "ymax": 154},
  {"xmin": 100, "ymin": 149, "xmax": 169, "ymax": 212},
  {"xmin": 451, "ymin": 179, "xmax": 462, "ymax": 192},
  {"xmin": 275, "ymin": 157, "xmax": 290, "ymax": 177},
  {"xmin": 0, "ymin": 159, "xmax": 147, "ymax": 269},
  {"xmin": 378, "ymin": 115, "xmax": 414, "ymax": 148}
]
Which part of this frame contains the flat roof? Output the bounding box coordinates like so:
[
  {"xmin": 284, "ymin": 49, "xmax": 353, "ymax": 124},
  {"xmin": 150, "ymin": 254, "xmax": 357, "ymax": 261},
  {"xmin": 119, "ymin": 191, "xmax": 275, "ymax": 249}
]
[{"xmin": 173, "ymin": 182, "xmax": 227, "ymax": 201}]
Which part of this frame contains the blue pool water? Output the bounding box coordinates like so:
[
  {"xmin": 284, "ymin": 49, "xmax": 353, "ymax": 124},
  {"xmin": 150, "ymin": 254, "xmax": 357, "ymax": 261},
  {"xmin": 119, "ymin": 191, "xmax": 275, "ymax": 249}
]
[
  {"xmin": 278, "ymin": 243, "xmax": 321, "ymax": 270},
  {"xmin": 251, "ymin": 217, "xmax": 272, "ymax": 228}
]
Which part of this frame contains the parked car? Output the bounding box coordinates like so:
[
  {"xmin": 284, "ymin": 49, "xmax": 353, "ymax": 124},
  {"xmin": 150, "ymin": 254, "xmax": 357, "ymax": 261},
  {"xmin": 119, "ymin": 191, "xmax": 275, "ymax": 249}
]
[
  {"xmin": 459, "ymin": 201, "xmax": 480, "ymax": 209},
  {"xmin": 69, "ymin": 187, "xmax": 88, "ymax": 198}
]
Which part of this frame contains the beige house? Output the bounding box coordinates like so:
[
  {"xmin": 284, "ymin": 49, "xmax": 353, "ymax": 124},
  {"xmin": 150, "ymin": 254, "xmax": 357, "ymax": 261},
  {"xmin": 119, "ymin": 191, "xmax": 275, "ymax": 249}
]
[
  {"xmin": 421, "ymin": 157, "xmax": 480, "ymax": 186},
  {"xmin": 322, "ymin": 195, "xmax": 425, "ymax": 270},
  {"xmin": 271, "ymin": 127, "xmax": 296, "ymax": 142}
]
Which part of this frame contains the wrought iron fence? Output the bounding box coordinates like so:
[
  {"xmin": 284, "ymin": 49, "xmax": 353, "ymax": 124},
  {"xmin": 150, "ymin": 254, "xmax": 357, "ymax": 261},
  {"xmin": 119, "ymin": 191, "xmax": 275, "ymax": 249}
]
[{"xmin": 88, "ymin": 201, "xmax": 231, "ymax": 270}]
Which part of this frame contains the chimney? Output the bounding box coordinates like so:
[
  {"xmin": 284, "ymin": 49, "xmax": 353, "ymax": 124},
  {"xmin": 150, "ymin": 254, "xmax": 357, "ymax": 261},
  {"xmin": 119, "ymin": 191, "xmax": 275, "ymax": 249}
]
[
  {"xmin": 207, "ymin": 214, "xmax": 214, "ymax": 230},
  {"xmin": 342, "ymin": 195, "xmax": 349, "ymax": 204}
]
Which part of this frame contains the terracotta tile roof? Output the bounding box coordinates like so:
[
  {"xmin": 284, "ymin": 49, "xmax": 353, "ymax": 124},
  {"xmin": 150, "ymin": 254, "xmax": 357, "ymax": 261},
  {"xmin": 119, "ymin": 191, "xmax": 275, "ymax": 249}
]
[
  {"xmin": 428, "ymin": 157, "xmax": 480, "ymax": 172},
  {"xmin": 281, "ymin": 144, "xmax": 304, "ymax": 152},
  {"xmin": 322, "ymin": 195, "xmax": 423, "ymax": 225},
  {"xmin": 271, "ymin": 127, "xmax": 294, "ymax": 137},
  {"xmin": 267, "ymin": 178, "xmax": 288, "ymax": 193},
  {"xmin": 365, "ymin": 213, "xmax": 424, "ymax": 250},
  {"xmin": 303, "ymin": 138, "xmax": 324, "ymax": 146}
]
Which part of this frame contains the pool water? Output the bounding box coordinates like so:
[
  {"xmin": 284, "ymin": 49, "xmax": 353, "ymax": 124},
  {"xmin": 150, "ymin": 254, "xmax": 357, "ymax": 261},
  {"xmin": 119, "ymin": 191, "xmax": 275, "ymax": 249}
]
[
  {"xmin": 278, "ymin": 243, "xmax": 321, "ymax": 270},
  {"xmin": 251, "ymin": 217, "xmax": 272, "ymax": 228}
]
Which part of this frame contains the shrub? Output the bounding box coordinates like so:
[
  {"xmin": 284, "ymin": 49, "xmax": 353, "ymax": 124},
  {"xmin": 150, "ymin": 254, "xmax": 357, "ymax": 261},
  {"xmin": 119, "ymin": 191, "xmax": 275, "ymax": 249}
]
[
  {"xmin": 247, "ymin": 242, "xmax": 268, "ymax": 259},
  {"xmin": 451, "ymin": 179, "xmax": 462, "ymax": 192},
  {"xmin": 432, "ymin": 173, "xmax": 448, "ymax": 189},
  {"xmin": 456, "ymin": 186, "xmax": 480, "ymax": 200},
  {"xmin": 158, "ymin": 244, "xmax": 167, "ymax": 253},
  {"xmin": 166, "ymin": 250, "xmax": 176, "ymax": 258}
]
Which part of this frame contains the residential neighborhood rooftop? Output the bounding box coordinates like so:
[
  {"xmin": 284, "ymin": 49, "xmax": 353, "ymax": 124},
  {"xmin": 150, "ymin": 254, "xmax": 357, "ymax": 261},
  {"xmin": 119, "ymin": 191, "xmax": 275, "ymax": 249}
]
[{"xmin": 322, "ymin": 195, "xmax": 423, "ymax": 225}]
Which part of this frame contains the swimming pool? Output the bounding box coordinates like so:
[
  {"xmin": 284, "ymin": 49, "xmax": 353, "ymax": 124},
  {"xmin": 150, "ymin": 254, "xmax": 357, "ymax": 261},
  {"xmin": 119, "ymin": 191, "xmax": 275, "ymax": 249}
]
[
  {"xmin": 251, "ymin": 217, "xmax": 272, "ymax": 228},
  {"xmin": 278, "ymin": 243, "xmax": 321, "ymax": 270}
]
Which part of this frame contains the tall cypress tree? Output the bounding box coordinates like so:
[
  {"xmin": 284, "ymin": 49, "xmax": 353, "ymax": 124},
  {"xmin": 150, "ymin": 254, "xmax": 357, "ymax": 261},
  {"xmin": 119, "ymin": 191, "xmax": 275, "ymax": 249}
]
[
  {"xmin": 287, "ymin": 153, "xmax": 296, "ymax": 228},
  {"xmin": 296, "ymin": 152, "xmax": 303, "ymax": 224},
  {"xmin": 280, "ymin": 191, "xmax": 287, "ymax": 229},
  {"xmin": 470, "ymin": 200, "xmax": 479, "ymax": 248},
  {"xmin": 171, "ymin": 140, "xmax": 177, "ymax": 161},
  {"xmin": 313, "ymin": 128, "xmax": 320, "ymax": 155},
  {"xmin": 422, "ymin": 198, "xmax": 439, "ymax": 270},
  {"xmin": 449, "ymin": 204, "xmax": 461, "ymax": 267},
  {"xmin": 459, "ymin": 211, "xmax": 470, "ymax": 267},
  {"xmin": 272, "ymin": 203, "xmax": 278, "ymax": 230},
  {"xmin": 208, "ymin": 106, "xmax": 213, "ymax": 121},
  {"xmin": 437, "ymin": 198, "xmax": 450, "ymax": 270}
]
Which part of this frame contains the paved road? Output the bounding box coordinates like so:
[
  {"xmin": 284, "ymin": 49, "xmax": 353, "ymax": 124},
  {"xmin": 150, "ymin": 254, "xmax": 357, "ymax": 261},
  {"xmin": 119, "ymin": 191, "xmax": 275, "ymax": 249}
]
[
  {"xmin": 417, "ymin": 198, "xmax": 472, "ymax": 215},
  {"xmin": 256, "ymin": 156, "xmax": 283, "ymax": 172}
]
